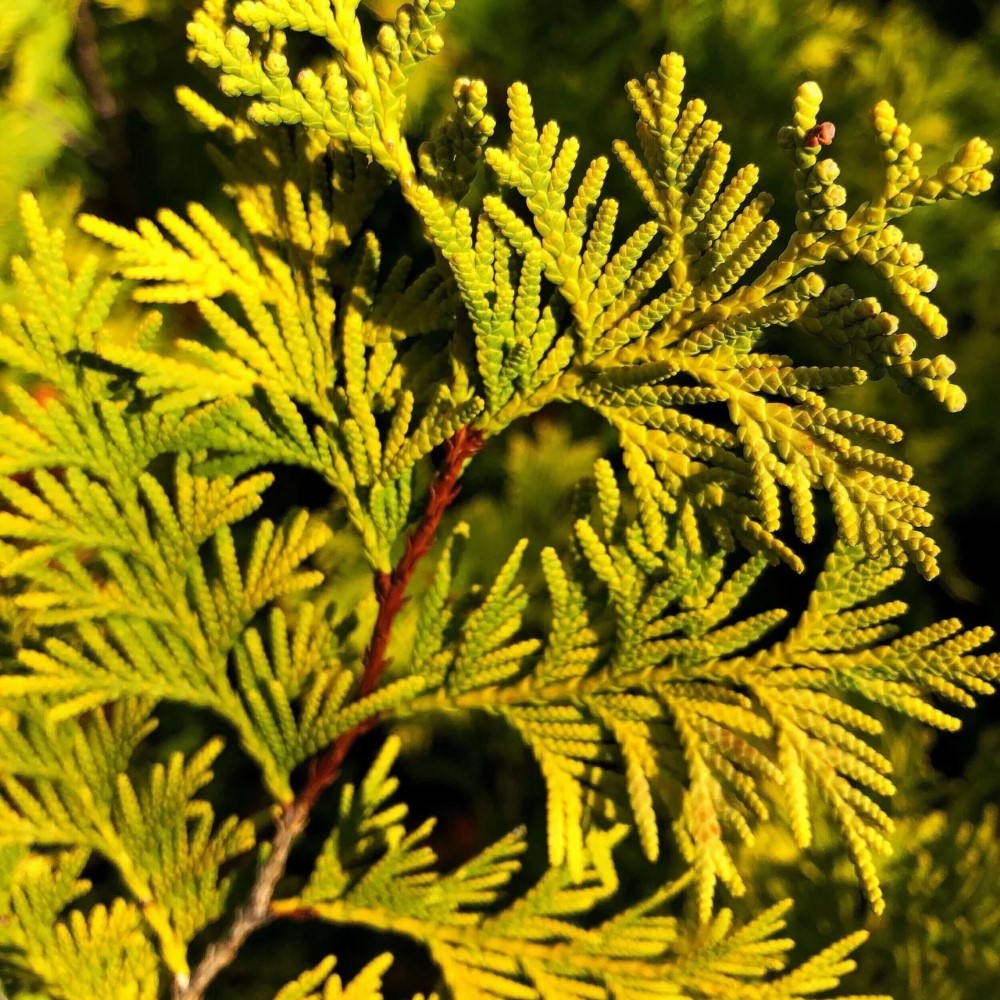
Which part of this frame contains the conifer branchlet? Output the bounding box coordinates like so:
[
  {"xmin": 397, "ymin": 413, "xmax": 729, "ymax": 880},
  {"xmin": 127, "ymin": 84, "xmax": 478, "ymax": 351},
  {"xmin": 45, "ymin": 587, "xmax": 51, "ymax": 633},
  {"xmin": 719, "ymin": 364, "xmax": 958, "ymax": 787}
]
[{"xmin": 1, "ymin": 2, "xmax": 995, "ymax": 998}]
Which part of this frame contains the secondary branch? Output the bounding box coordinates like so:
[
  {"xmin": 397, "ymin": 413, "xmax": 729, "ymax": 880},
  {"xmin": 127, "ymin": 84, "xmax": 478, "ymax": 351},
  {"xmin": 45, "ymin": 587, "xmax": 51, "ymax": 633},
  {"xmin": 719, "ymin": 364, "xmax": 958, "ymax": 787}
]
[{"xmin": 174, "ymin": 425, "xmax": 484, "ymax": 999}]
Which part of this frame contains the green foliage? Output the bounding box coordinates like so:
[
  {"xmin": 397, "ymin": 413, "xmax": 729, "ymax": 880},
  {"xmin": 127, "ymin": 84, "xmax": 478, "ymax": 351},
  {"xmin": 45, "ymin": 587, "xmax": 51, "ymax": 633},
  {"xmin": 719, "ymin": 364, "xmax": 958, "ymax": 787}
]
[
  {"xmin": 734, "ymin": 726, "xmax": 1000, "ymax": 998},
  {"xmin": 273, "ymin": 737, "xmax": 886, "ymax": 1000},
  {"xmin": 0, "ymin": 1, "xmax": 996, "ymax": 997},
  {"xmin": 400, "ymin": 478, "xmax": 996, "ymax": 921},
  {"xmin": 435, "ymin": 0, "xmax": 1000, "ymax": 586}
]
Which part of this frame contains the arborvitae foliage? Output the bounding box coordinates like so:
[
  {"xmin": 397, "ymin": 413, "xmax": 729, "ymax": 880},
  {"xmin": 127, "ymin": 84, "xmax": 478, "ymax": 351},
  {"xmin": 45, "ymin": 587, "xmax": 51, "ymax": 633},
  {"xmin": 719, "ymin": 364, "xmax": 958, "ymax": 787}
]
[
  {"xmin": 733, "ymin": 723, "xmax": 1000, "ymax": 998},
  {"xmin": 0, "ymin": 2, "xmax": 996, "ymax": 997}
]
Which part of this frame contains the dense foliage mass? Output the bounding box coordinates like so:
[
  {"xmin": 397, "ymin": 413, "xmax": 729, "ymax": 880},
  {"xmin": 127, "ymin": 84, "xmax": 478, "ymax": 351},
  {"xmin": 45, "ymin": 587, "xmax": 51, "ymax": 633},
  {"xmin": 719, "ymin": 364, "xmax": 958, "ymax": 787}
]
[{"xmin": 1, "ymin": 2, "xmax": 997, "ymax": 997}]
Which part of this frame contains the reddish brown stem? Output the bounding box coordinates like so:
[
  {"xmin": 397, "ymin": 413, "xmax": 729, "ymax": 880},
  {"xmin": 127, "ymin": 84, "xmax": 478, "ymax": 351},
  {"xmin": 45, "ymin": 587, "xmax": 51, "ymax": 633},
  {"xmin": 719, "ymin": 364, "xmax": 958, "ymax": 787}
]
[
  {"xmin": 298, "ymin": 424, "xmax": 484, "ymax": 811},
  {"xmin": 174, "ymin": 426, "xmax": 484, "ymax": 999}
]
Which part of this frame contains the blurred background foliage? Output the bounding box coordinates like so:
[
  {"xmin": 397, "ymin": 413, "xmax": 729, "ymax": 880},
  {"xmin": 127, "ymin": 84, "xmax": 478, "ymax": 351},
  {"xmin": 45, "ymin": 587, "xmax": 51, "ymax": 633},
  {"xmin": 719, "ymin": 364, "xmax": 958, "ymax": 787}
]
[{"xmin": 2, "ymin": 0, "xmax": 998, "ymax": 994}]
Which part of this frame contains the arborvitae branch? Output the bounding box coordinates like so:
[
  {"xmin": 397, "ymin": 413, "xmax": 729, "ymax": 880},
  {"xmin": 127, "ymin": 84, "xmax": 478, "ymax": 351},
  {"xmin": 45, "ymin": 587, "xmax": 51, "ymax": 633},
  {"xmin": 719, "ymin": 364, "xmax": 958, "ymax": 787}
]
[
  {"xmin": 298, "ymin": 423, "xmax": 484, "ymax": 813},
  {"xmin": 173, "ymin": 424, "xmax": 483, "ymax": 999},
  {"xmin": 271, "ymin": 739, "xmax": 890, "ymax": 1000},
  {"xmin": 1, "ymin": 3, "xmax": 995, "ymax": 996},
  {"xmin": 396, "ymin": 466, "xmax": 998, "ymax": 918}
]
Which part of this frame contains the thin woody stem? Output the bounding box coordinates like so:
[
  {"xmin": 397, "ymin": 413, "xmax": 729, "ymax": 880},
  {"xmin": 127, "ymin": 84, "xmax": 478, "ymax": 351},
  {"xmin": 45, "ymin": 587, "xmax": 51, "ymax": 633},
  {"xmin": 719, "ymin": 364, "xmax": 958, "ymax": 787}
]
[
  {"xmin": 299, "ymin": 424, "xmax": 485, "ymax": 811},
  {"xmin": 173, "ymin": 426, "xmax": 484, "ymax": 1000},
  {"xmin": 73, "ymin": 0, "xmax": 138, "ymax": 217},
  {"xmin": 171, "ymin": 798, "xmax": 308, "ymax": 1000}
]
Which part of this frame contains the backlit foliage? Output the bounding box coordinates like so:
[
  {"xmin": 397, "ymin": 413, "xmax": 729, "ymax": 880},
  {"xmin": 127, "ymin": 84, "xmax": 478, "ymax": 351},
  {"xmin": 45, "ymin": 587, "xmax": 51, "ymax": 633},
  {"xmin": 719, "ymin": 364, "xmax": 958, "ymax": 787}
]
[{"xmin": 0, "ymin": 1, "xmax": 995, "ymax": 997}]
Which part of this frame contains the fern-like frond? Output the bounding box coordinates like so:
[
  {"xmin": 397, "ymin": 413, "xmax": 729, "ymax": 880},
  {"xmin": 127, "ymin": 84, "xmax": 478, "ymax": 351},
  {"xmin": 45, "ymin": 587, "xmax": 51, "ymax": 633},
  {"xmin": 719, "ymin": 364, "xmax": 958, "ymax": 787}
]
[
  {"xmin": 0, "ymin": 700, "xmax": 252, "ymax": 977},
  {"xmin": 299, "ymin": 735, "xmax": 442, "ymax": 909},
  {"xmin": 185, "ymin": 0, "xmax": 457, "ymax": 184},
  {"xmin": 0, "ymin": 699, "xmax": 156, "ymax": 846},
  {"xmin": 0, "ymin": 195, "xmax": 196, "ymax": 493},
  {"xmin": 80, "ymin": 172, "xmax": 481, "ymax": 571},
  {"xmin": 0, "ymin": 426, "xmax": 403, "ymax": 799},
  {"xmin": 111, "ymin": 740, "xmax": 256, "ymax": 970},
  {"xmin": 0, "ymin": 193, "xmax": 119, "ymax": 390},
  {"xmin": 410, "ymin": 195, "xmax": 561, "ymax": 416},
  {"xmin": 445, "ymin": 53, "xmax": 993, "ymax": 579},
  {"xmin": 0, "ymin": 847, "xmax": 161, "ymax": 1000},
  {"xmin": 1, "ymin": 262, "xmax": 432, "ymax": 815},
  {"xmin": 735, "ymin": 543, "xmax": 999, "ymax": 913},
  {"xmin": 274, "ymin": 747, "xmax": 885, "ymax": 1000},
  {"xmin": 396, "ymin": 463, "xmax": 997, "ymax": 918}
]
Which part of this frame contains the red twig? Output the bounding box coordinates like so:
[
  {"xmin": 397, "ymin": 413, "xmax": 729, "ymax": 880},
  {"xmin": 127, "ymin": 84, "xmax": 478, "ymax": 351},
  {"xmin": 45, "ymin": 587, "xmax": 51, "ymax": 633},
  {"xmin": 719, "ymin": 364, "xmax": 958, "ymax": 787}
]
[
  {"xmin": 174, "ymin": 426, "xmax": 484, "ymax": 999},
  {"xmin": 298, "ymin": 423, "xmax": 484, "ymax": 812}
]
